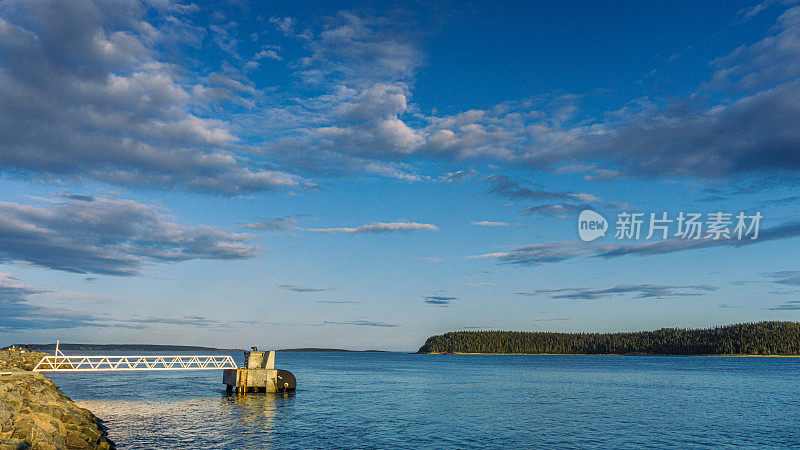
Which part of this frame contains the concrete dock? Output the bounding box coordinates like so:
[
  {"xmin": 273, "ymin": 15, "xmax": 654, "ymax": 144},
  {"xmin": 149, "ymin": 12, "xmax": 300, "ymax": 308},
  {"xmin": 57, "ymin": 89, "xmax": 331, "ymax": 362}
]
[{"xmin": 223, "ymin": 350, "xmax": 296, "ymax": 393}]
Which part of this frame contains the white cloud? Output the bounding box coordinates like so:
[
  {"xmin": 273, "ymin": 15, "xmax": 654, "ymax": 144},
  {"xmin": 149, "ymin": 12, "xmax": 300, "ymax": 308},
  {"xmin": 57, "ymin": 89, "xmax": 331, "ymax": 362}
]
[
  {"xmin": 240, "ymin": 217, "xmax": 298, "ymax": 231},
  {"xmin": 269, "ymin": 16, "xmax": 296, "ymax": 36},
  {"xmin": 471, "ymin": 221, "xmax": 510, "ymax": 227},
  {"xmin": 254, "ymin": 46, "xmax": 282, "ymax": 61},
  {"xmin": 303, "ymin": 222, "xmax": 438, "ymax": 234}
]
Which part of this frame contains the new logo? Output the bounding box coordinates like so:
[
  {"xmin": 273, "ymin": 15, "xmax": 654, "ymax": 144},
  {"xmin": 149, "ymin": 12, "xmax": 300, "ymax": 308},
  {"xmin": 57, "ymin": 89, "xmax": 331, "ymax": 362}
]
[{"xmin": 578, "ymin": 210, "xmax": 607, "ymax": 242}]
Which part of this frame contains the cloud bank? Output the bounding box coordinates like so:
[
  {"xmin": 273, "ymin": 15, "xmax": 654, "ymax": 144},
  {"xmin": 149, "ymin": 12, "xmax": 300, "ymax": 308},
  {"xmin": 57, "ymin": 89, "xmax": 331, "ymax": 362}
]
[
  {"xmin": 0, "ymin": 274, "xmax": 106, "ymax": 331},
  {"xmin": 470, "ymin": 219, "xmax": 800, "ymax": 266},
  {"xmin": 424, "ymin": 295, "xmax": 457, "ymax": 306},
  {"xmin": 514, "ymin": 284, "xmax": 717, "ymax": 300},
  {"xmin": 279, "ymin": 284, "xmax": 334, "ymax": 293},
  {"xmin": 0, "ymin": 196, "xmax": 257, "ymax": 276},
  {"xmin": 2, "ymin": 2, "xmax": 799, "ymax": 191},
  {"xmin": 0, "ymin": 0, "xmax": 303, "ymax": 194},
  {"xmin": 0, "ymin": 274, "xmax": 247, "ymax": 331}
]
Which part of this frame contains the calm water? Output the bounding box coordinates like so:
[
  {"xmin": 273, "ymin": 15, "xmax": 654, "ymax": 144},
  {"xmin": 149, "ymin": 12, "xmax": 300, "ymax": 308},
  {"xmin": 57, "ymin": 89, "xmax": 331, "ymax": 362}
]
[{"xmin": 48, "ymin": 352, "xmax": 800, "ymax": 448}]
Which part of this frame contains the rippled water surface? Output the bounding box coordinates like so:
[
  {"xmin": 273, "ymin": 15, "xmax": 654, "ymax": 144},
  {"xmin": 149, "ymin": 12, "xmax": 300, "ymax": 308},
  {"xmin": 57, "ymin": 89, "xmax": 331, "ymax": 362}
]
[{"xmin": 48, "ymin": 352, "xmax": 800, "ymax": 448}]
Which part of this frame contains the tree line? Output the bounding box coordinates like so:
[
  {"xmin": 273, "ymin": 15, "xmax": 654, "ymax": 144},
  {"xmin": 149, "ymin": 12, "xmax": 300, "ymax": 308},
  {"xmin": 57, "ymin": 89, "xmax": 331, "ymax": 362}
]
[{"xmin": 417, "ymin": 321, "xmax": 800, "ymax": 355}]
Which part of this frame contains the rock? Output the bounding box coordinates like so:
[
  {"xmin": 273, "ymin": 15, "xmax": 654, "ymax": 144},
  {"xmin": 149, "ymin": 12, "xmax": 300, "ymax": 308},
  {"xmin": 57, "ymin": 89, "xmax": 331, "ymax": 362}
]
[
  {"xmin": 60, "ymin": 411, "xmax": 85, "ymax": 426},
  {"xmin": 1, "ymin": 396, "xmax": 22, "ymax": 411},
  {"xmin": 0, "ymin": 410, "xmax": 13, "ymax": 436},
  {"xmin": 29, "ymin": 415, "xmax": 57, "ymax": 437},
  {"xmin": 65, "ymin": 433, "xmax": 92, "ymax": 449},
  {"xmin": 0, "ymin": 351, "xmax": 51, "ymax": 372},
  {"xmin": 0, "ymin": 438, "xmax": 29, "ymax": 449},
  {"xmin": 28, "ymin": 427, "xmax": 55, "ymax": 450},
  {"xmin": 1, "ymin": 352, "xmax": 116, "ymax": 449},
  {"xmin": 10, "ymin": 416, "xmax": 34, "ymax": 442},
  {"xmin": 77, "ymin": 426, "xmax": 101, "ymax": 445},
  {"xmin": 30, "ymin": 443, "xmax": 55, "ymax": 450}
]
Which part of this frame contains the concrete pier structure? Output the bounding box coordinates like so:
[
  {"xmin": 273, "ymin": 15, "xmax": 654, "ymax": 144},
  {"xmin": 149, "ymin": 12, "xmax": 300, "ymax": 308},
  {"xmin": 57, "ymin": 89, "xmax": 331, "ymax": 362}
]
[{"xmin": 223, "ymin": 350, "xmax": 296, "ymax": 393}]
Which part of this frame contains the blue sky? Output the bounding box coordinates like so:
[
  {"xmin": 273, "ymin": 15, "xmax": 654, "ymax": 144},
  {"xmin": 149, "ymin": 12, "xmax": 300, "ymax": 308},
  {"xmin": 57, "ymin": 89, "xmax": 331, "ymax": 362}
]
[{"xmin": 0, "ymin": 0, "xmax": 799, "ymax": 350}]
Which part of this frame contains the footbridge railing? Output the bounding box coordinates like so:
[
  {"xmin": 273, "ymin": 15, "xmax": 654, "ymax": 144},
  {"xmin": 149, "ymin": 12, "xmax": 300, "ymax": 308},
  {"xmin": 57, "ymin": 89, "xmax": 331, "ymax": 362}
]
[{"xmin": 32, "ymin": 341, "xmax": 238, "ymax": 372}]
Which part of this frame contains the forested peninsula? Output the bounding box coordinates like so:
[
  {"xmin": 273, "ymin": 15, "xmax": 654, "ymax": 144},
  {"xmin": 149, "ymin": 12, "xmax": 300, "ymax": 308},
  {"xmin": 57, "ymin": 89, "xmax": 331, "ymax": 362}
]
[{"xmin": 418, "ymin": 322, "xmax": 800, "ymax": 355}]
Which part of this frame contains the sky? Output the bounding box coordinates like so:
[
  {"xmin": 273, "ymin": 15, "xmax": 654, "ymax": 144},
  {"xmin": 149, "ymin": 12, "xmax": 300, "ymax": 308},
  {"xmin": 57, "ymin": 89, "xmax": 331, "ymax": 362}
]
[{"xmin": 0, "ymin": 0, "xmax": 799, "ymax": 351}]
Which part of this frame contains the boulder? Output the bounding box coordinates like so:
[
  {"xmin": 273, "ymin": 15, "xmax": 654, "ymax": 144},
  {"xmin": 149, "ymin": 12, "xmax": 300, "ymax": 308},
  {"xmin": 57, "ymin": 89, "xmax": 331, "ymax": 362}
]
[
  {"xmin": 1, "ymin": 352, "xmax": 116, "ymax": 449},
  {"xmin": 0, "ymin": 438, "xmax": 29, "ymax": 449}
]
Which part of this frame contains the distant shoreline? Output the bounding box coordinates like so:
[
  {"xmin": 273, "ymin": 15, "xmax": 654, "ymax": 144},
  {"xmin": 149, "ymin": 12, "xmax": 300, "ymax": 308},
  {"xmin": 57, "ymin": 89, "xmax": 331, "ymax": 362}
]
[
  {"xmin": 12, "ymin": 343, "xmax": 242, "ymax": 352},
  {"xmin": 7, "ymin": 344, "xmax": 387, "ymax": 353},
  {"xmin": 277, "ymin": 348, "xmax": 387, "ymax": 353}
]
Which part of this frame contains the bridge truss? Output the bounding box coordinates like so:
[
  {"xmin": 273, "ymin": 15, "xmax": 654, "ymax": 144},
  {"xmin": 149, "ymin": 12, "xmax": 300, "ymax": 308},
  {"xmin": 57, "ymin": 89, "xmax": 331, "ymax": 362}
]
[{"xmin": 32, "ymin": 341, "xmax": 238, "ymax": 372}]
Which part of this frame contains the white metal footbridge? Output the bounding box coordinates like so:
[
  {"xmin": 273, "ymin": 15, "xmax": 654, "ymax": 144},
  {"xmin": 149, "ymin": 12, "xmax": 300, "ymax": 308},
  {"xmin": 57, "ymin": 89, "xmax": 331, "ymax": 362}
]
[{"xmin": 32, "ymin": 341, "xmax": 238, "ymax": 372}]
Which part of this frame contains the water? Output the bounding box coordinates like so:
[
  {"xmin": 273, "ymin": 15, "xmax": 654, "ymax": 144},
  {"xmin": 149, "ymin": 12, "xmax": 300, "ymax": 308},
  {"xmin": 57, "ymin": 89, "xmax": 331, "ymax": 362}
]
[{"xmin": 48, "ymin": 352, "xmax": 800, "ymax": 448}]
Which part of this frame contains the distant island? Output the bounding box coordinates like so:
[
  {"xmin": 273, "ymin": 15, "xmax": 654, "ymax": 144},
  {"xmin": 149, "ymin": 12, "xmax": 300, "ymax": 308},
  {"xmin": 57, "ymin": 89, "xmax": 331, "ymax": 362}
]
[{"xmin": 418, "ymin": 322, "xmax": 800, "ymax": 355}]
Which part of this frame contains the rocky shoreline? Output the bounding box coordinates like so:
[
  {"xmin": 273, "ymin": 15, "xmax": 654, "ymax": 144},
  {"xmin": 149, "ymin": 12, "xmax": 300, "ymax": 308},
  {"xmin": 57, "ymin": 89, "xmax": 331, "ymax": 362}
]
[{"xmin": 0, "ymin": 351, "xmax": 115, "ymax": 450}]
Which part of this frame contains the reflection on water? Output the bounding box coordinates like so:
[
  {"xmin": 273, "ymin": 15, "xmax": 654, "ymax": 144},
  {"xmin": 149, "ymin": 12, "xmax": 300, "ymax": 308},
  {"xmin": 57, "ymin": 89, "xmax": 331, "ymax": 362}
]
[
  {"xmin": 78, "ymin": 392, "xmax": 296, "ymax": 448},
  {"xmin": 78, "ymin": 397, "xmax": 231, "ymax": 447},
  {"xmin": 223, "ymin": 391, "xmax": 295, "ymax": 431},
  {"xmin": 50, "ymin": 352, "xmax": 800, "ymax": 448}
]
